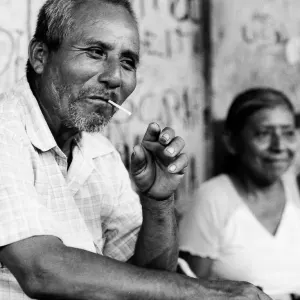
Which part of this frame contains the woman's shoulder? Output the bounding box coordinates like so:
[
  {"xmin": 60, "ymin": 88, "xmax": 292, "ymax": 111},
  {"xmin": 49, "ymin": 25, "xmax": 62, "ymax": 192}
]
[
  {"xmin": 193, "ymin": 174, "xmax": 242, "ymax": 213},
  {"xmin": 282, "ymin": 168, "xmax": 300, "ymax": 207},
  {"xmin": 197, "ymin": 174, "xmax": 236, "ymax": 197}
]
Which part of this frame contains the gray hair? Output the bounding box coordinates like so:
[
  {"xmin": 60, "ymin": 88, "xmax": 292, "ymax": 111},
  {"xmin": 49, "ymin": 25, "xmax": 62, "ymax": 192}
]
[
  {"xmin": 225, "ymin": 87, "xmax": 295, "ymax": 136},
  {"xmin": 33, "ymin": 0, "xmax": 136, "ymax": 51},
  {"xmin": 26, "ymin": 0, "xmax": 137, "ymax": 78}
]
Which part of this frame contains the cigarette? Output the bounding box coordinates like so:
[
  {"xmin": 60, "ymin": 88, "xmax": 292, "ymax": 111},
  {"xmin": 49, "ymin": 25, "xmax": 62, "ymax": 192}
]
[{"xmin": 108, "ymin": 100, "xmax": 132, "ymax": 116}]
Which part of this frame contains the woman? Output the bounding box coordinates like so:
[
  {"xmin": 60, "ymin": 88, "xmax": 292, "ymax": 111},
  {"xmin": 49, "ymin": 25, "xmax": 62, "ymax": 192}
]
[{"xmin": 179, "ymin": 88, "xmax": 300, "ymax": 300}]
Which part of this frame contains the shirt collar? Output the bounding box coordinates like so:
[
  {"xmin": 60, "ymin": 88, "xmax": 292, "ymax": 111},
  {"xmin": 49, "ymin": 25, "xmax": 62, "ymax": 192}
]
[
  {"xmin": 17, "ymin": 77, "xmax": 57, "ymax": 152},
  {"xmin": 18, "ymin": 77, "xmax": 115, "ymax": 157},
  {"xmin": 76, "ymin": 132, "xmax": 115, "ymax": 158}
]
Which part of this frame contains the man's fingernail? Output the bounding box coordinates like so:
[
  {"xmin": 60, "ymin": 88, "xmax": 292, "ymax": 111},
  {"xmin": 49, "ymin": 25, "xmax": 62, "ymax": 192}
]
[
  {"xmin": 161, "ymin": 133, "xmax": 170, "ymax": 143},
  {"xmin": 166, "ymin": 147, "xmax": 175, "ymax": 155},
  {"xmin": 132, "ymin": 147, "xmax": 137, "ymax": 157},
  {"xmin": 169, "ymin": 165, "xmax": 176, "ymax": 172},
  {"xmin": 151, "ymin": 122, "xmax": 160, "ymax": 130}
]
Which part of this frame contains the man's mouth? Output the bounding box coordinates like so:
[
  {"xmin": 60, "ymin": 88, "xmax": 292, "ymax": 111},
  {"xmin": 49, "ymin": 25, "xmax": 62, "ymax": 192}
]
[
  {"xmin": 83, "ymin": 95, "xmax": 131, "ymax": 115},
  {"xmin": 88, "ymin": 95, "xmax": 110, "ymax": 102}
]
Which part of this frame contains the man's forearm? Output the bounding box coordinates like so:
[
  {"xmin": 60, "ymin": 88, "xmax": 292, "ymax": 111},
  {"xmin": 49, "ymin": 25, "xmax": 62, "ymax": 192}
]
[
  {"xmin": 0, "ymin": 236, "xmax": 271, "ymax": 300},
  {"xmin": 25, "ymin": 243, "xmax": 203, "ymax": 299},
  {"xmin": 131, "ymin": 194, "xmax": 178, "ymax": 271},
  {"xmin": 29, "ymin": 248, "xmax": 269, "ymax": 300}
]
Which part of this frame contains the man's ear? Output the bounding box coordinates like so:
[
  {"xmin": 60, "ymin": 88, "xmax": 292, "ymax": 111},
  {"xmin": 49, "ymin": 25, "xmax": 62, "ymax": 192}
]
[
  {"xmin": 28, "ymin": 39, "xmax": 49, "ymax": 74},
  {"xmin": 223, "ymin": 131, "xmax": 237, "ymax": 155}
]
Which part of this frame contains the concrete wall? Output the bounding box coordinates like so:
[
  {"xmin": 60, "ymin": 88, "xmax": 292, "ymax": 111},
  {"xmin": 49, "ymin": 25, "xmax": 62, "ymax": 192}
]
[{"xmin": 212, "ymin": 0, "xmax": 300, "ymax": 120}]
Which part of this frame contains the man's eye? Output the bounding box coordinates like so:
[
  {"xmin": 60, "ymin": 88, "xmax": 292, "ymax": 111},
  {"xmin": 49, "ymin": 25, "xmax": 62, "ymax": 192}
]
[
  {"xmin": 121, "ymin": 59, "xmax": 136, "ymax": 71},
  {"xmin": 87, "ymin": 48, "xmax": 107, "ymax": 59}
]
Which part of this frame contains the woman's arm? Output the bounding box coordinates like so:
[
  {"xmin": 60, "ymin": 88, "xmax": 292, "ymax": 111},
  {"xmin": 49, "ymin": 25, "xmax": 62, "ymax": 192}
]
[
  {"xmin": 186, "ymin": 253, "xmax": 214, "ymax": 278},
  {"xmin": 180, "ymin": 251, "xmax": 213, "ymax": 278}
]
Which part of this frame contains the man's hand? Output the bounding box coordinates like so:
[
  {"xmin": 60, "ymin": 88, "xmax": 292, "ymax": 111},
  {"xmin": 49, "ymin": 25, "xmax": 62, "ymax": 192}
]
[
  {"xmin": 202, "ymin": 280, "xmax": 273, "ymax": 300},
  {"xmin": 130, "ymin": 123, "xmax": 188, "ymax": 200}
]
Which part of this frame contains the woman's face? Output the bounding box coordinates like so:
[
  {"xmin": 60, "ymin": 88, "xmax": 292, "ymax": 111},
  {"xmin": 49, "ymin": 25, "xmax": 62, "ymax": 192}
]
[{"xmin": 235, "ymin": 106, "xmax": 297, "ymax": 185}]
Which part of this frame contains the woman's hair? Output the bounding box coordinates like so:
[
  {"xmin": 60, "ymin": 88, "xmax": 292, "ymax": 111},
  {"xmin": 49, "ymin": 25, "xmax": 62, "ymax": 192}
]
[
  {"xmin": 225, "ymin": 87, "xmax": 295, "ymax": 136},
  {"xmin": 26, "ymin": 0, "xmax": 137, "ymax": 79}
]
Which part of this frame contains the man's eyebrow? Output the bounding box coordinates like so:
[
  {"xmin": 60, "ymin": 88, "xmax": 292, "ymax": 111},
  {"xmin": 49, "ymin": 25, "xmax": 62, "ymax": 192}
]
[
  {"xmin": 84, "ymin": 39, "xmax": 114, "ymax": 51},
  {"xmin": 122, "ymin": 50, "xmax": 140, "ymax": 65}
]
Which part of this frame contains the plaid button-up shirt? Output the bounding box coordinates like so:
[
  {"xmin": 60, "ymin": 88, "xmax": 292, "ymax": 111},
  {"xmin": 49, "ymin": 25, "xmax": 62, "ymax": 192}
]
[{"xmin": 0, "ymin": 77, "xmax": 142, "ymax": 299}]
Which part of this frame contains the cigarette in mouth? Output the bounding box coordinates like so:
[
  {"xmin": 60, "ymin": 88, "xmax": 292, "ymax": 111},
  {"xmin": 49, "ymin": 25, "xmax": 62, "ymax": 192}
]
[{"xmin": 108, "ymin": 100, "xmax": 132, "ymax": 116}]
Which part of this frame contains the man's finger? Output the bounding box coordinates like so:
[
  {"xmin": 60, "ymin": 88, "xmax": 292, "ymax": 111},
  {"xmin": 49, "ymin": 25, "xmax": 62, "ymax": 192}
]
[
  {"xmin": 130, "ymin": 145, "xmax": 148, "ymax": 175},
  {"xmin": 142, "ymin": 123, "xmax": 161, "ymax": 143},
  {"xmin": 159, "ymin": 127, "xmax": 175, "ymax": 145},
  {"xmin": 142, "ymin": 136, "xmax": 185, "ymax": 160},
  {"xmin": 164, "ymin": 136, "xmax": 185, "ymax": 158},
  {"xmin": 167, "ymin": 153, "xmax": 188, "ymax": 174},
  {"xmin": 142, "ymin": 141, "xmax": 172, "ymax": 166}
]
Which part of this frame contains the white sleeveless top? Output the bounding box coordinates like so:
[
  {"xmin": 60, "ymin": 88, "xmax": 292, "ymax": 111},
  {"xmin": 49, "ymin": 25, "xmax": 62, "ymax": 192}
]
[{"xmin": 179, "ymin": 171, "xmax": 300, "ymax": 298}]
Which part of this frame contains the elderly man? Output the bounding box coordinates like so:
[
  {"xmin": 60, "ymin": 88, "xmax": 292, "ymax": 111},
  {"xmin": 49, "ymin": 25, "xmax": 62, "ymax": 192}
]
[{"xmin": 0, "ymin": 0, "xmax": 272, "ymax": 299}]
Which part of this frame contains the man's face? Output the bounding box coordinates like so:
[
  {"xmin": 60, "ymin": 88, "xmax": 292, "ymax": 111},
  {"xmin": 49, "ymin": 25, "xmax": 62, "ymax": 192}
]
[{"xmin": 39, "ymin": 2, "xmax": 139, "ymax": 132}]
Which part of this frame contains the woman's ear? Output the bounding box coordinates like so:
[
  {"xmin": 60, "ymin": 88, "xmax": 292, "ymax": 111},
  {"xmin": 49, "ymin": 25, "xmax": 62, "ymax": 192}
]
[
  {"xmin": 223, "ymin": 131, "xmax": 237, "ymax": 155},
  {"xmin": 28, "ymin": 38, "xmax": 49, "ymax": 75}
]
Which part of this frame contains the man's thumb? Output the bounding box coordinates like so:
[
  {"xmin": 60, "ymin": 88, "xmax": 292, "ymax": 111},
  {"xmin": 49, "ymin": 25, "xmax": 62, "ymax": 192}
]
[{"xmin": 130, "ymin": 145, "xmax": 147, "ymax": 175}]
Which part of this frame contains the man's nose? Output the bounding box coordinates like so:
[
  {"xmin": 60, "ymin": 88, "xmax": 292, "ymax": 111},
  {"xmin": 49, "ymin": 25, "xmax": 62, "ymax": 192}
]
[{"xmin": 98, "ymin": 59, "xmax": 121, "ymax": 89}]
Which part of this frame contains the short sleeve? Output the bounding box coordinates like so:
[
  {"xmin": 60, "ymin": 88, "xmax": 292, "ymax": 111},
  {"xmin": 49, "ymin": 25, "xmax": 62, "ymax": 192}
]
[
  {"xmin": 179, "ymin": 180, "xmax": 225, "ymax": 259},
  {"xmin": 0, "ymin": 125, "xmax": 65, "ymax": 247},
  {"xmin": 101, "ymin": 154, "xmax": 142, "ymax": 262}
]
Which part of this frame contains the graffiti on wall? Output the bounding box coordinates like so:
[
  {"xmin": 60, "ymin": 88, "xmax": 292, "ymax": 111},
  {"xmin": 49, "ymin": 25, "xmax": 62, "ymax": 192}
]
[
  {"xmin": 0, "ymin": 28, "xmax": 14, "ymax": 76},
  {"xmin": 212, "ymin": 0, "xmax": 300, "ymax": 120},
  {"xmin": 0, "ymin": 28, "xmax": 28, "ymax": 93},
  {"xmin": 0, "ymin": 0, "xmax": 31, "ymax": 93},
  {"xmin": 131, "ymin": 0, "xmax": 201, "ymax": 24},
  {"xmin": 135, "ymin": 0, "xmax": 202, "ymax": 58},
  {"xmin": 0, "ymin": 0, "xmax": 10, "ymax": 5},
  {"xmin": 241, "ymin": 11, "xmax": 288, "ymax": 50},
  {"xmin": 111, "ymin": 84, "xmax": 202, "ymax": 128}
]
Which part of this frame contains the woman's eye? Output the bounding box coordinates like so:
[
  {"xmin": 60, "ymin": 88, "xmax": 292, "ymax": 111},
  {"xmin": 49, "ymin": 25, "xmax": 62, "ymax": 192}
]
[
  {"xmin": 283, "ymin": 130, "xmax": 296, "ymax": 139},
  {"xmin": 256, "ymin": 131, "xmax": 269, "ymax": 138}
]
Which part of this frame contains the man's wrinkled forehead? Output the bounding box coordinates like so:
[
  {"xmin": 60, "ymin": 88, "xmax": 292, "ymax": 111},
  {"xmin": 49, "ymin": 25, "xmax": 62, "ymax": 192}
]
[
  {"xmin": 69, "ymin": 1, "xmax": 139, "ymax": 50},
  {"xmin": 71, "ymin": 1, "xmax": 138, "ymax": 32}
]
